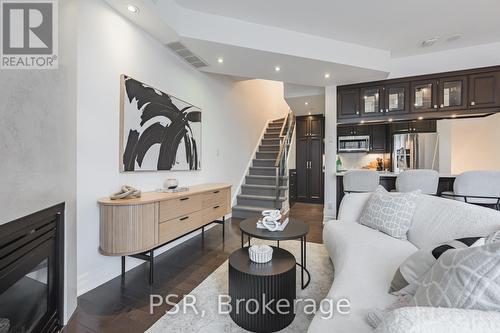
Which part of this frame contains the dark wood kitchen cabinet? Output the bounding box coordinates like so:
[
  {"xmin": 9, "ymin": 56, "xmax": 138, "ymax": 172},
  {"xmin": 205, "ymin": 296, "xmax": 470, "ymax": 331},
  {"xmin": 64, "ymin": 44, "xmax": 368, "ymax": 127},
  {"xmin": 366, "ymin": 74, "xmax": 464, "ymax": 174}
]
[
  {"xmin": 469, "ymin": 71, "xmax": 500, "ymax": 109},
  {"xmin": 411, "ymin": 79, "xmax": 438, "ymax": 113},
  {"xmin": 384, "ymin": 82, "xmax": 410, "ymax": 114},
  {"xmin": 361, "ymin": 86, "xmax": 384, "ymax": 117},
  {"xmin": 438, "ymin": 75, "xmax": 468, "ymax": 111},
  {"xmin": 390, "ymin": 120, "xmax": 436, "ymax": 134},
  {"xmin": 338, "ymin": 88, "xmax": 360, "ymax": 119},
  {"xmin": 370, "ymin": 124, "xmax": 388, "ymax": 153},
  {"xmin": 337, "ymin": 66, "xmax": 500, "ymax": 124},
  {"xmin": 296, "ymin": 115, "xmax": 324, "ymax": 203},
  {"xmin": 337, "ymin": 124, "xmax": 388, "ymax": 153}
]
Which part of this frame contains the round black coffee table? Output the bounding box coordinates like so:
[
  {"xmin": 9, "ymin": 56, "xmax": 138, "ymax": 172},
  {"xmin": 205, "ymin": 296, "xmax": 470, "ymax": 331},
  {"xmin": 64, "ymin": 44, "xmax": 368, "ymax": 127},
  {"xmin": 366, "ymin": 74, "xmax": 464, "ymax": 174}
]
[
  {"xmin": 229, "ymin": 246, "xmax": 296, "ymax": 332},
  {"xmin": 239, "ymin": 217, "xmax": 310, "ymax": 289}
]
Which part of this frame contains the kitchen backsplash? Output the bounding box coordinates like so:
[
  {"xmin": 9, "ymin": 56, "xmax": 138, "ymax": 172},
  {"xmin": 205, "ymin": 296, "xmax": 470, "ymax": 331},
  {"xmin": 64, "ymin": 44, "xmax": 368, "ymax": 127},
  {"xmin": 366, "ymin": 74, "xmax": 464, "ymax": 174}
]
[{"xmin": 338, "ymin": 153, "xmax": 390, "ymax": 170}]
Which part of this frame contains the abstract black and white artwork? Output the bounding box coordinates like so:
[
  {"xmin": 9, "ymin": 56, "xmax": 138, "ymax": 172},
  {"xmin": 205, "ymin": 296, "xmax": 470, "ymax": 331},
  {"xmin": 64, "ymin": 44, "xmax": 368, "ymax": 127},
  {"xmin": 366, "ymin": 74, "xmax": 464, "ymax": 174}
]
[{"xmin": 120, "ymin": 75, "xmax": 201, "ymax": 171}]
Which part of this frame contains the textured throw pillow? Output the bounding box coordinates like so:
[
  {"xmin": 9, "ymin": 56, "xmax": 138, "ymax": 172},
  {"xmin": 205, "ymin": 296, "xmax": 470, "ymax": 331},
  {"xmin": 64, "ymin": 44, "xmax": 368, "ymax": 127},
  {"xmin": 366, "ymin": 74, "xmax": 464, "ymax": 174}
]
[
  {"xmin": 389, "ymin": 237, "xmax": 485, "ymax": 294},
  {"xmin": 410, "ymin": 241, "xmax": 500, "ymax": 310},
  {"xmin": 486, "ymin": 229, "xmax": 500, "ymax": 244},
  {"xmin": 359, "ymin": 186, "xmax": 420, "ymax": 240}
]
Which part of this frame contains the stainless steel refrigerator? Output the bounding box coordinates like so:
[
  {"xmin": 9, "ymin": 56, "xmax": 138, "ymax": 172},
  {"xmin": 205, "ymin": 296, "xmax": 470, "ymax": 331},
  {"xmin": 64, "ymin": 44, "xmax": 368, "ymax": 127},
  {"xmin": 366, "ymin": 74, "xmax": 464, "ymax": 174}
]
[{"xmin": 392, "ymin": 133, "xmax": 439, "ymax": 173}]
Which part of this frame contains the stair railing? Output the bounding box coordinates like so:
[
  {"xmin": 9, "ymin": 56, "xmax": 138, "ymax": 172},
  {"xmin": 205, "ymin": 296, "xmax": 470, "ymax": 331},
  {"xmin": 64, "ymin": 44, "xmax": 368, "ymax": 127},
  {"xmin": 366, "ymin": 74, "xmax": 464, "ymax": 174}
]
[{"xmin": 274, "ymin": 110, "xmax": 295, "ymax": 207}]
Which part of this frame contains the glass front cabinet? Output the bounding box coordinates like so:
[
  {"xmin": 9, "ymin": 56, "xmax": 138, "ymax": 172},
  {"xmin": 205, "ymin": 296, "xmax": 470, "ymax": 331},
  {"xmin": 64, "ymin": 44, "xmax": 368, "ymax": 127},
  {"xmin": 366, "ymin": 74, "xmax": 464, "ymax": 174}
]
[
  {"xmin": 361, "ymin": 86, "xmax": 384, "ymax": 117},
  {"xmin": 411, "ymin": 80, "xmax": 438, "ymax": 113},
  {"xmin": 438, "ymin": 75, "xmax": 468, "ymax": 111},
  {"xmin": 384, "ymin": 83, "xmax": 409, "ymax": 114}
]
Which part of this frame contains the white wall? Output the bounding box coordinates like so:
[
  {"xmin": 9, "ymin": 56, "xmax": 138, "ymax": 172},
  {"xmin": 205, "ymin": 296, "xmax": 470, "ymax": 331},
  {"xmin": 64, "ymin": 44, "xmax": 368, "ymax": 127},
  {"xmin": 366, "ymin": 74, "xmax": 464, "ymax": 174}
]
[
  {"xmin": 76, "ymin": 0, "xmax": 288, "ymax": 295},
  {"xmin": 437, "ymin": 114, "xmax": 500, "ymax": 174},
  {"xmin": 324, "ymin": 86, "xmax": 337, "ymax": 220},
  {"xmin": 0, "ymin": 0, "xmax": 78, "ymax": 323}
]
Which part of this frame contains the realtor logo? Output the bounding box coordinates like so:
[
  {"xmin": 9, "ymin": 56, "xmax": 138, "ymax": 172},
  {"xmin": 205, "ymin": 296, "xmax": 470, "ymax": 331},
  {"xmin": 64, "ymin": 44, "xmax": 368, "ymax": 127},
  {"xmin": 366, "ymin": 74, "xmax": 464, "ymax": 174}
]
[{"xmin": 1, "ymin": 0, "xmax": 58, "ymax": 69}]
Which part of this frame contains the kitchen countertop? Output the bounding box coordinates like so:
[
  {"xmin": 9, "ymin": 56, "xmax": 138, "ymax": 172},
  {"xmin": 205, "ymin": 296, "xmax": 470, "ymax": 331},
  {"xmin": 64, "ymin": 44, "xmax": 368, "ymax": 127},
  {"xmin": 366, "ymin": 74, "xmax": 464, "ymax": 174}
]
[{"xmin": 335, "ymin": 170, "xmax": 456, "ymax": 178}]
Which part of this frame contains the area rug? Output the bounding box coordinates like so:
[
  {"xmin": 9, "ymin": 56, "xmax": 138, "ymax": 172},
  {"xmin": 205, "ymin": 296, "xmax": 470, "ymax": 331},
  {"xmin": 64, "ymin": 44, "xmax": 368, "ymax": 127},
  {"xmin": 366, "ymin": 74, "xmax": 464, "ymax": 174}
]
[{"xmin": 147, "ymin": 239, "xmax": 334, "ymax": 333}]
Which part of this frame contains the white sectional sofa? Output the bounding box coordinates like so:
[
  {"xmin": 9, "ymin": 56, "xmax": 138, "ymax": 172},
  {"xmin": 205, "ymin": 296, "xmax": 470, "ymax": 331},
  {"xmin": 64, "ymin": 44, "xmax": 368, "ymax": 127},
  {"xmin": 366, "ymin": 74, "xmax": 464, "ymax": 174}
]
[{"xmin": 308, "ymin": 193, "xmax": 500, "ymax": 333}]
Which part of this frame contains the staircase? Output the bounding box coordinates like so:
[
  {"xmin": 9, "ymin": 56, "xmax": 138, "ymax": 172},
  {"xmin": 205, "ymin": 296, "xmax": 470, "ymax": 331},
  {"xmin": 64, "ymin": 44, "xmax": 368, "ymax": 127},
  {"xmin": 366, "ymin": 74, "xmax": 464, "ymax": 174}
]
[{"xmin": 232, "ymin": 115, "xmax": 294, "ymax": 219}]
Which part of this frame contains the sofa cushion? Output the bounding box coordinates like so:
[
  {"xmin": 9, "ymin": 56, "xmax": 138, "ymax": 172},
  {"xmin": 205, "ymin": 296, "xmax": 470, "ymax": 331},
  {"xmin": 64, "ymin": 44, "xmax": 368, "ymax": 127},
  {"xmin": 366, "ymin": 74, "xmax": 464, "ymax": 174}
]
[
  {"xmin": 408, "ymin": 195, "xmax": 500, "ymax": 249},
  {"xmin": 389, "ymin": 237, "xmax": 485, "ymax": 294},
  {"xmin": 308, "ymin": 220, "xmax": 418, "ymax": 333},
  {"xmin": 411, "ymin": 241, "xmax": 500, "ymax": 311},
  {"xmin": 360, "ymin": 186, "xmax": 420, "ymax": 240}
]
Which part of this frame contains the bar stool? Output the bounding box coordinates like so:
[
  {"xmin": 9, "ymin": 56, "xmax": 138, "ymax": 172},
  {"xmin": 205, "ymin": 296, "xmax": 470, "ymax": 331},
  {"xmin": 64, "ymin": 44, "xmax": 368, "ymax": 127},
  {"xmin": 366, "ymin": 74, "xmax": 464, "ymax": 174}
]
[
  {"xmin": 441, "ymin": 171, "xmax": 500, "ymax": 210},
  {"xmin": 396, "ymin": 169, "xmax": 439, "ymax": 195},
  {"xmin": 343, "ymin": 170, "xmax": 380, "ymax": 193}
]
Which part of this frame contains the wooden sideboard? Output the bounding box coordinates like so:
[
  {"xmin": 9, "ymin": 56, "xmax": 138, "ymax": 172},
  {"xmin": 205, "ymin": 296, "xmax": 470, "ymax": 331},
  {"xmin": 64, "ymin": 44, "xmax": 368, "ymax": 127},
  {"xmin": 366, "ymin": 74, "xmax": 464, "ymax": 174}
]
[{"xmin": 98, "ymin": 183, "xmax": 231, "ymax": 283}]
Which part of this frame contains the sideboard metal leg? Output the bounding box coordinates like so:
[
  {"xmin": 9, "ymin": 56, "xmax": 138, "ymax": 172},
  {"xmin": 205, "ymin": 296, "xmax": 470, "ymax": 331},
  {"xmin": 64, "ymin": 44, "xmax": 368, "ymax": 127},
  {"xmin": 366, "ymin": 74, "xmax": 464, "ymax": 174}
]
[
  {"xmin": 202, "ymin": 226, "xmax": 205, "ymax": 244},
  {"xmin": 149, "ymin": 250, "xmax": 154, "ymax": 285},
  {"xmin": 241, "ymin": 232, "xmax": 244, "ymax": 248},
  {"xmin": 222, "ymin": 216, "xmax": 225, "ymax": 241},
  {"xmin": 121, "ymin": 256, "xmax": 125, "ymax": 277}
]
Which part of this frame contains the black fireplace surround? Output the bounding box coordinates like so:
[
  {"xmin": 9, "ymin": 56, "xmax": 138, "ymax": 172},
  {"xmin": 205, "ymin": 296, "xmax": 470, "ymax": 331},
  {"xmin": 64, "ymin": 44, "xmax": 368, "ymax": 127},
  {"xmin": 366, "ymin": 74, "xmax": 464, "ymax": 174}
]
[{"xmin": 0, "ymin": 203, "xmax": 64, "ymax": 333}]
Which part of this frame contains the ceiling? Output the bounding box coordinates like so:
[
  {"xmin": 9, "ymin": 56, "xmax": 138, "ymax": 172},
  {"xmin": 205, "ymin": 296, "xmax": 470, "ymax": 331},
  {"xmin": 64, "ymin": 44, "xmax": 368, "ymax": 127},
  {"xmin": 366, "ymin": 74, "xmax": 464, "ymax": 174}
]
[
  {"xmin": 182, "ymin": 38, "xmax": 388, "ymax": 86},
  {"xmin": 285, "ymin": 94, "xmax": 325, "ymax": 116},
  {"xmin": 175, "ymin": 0, "xmax": 500, "ymax": 57}
]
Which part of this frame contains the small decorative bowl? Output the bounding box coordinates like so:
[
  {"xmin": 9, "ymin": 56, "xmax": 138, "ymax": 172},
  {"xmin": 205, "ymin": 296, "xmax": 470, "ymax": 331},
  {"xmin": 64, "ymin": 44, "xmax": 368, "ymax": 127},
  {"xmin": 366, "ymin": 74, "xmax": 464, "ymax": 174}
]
[
  {"xmin": 164, "ymin": 178, "xmax": 178, "ymax": 189},
  {"xmin": 248, "ymin": 245, "xmax": 273, "ymax": 263}
]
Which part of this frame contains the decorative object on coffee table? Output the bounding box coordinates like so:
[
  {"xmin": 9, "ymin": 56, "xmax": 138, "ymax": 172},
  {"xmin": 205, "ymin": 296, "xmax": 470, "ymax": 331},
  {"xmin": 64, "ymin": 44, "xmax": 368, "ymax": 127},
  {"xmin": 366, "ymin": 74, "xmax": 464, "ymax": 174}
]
[
  {"xmin": 248, "ymin": 244, "xmax": 273, "ymax": 263},
  {"xmin": 229, "ymin": 247, "xmax": 296, "ymax": 332},
  {"xmin": 240, "ymin": 217, "xmax": 310, "ymax": 289}
]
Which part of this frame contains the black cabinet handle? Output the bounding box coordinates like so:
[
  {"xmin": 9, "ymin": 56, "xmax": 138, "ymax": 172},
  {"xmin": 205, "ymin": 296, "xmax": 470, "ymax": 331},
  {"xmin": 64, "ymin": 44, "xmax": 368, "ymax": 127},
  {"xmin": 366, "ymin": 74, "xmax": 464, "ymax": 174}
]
[
  {"xmin": 213, "ymin": 190, "xmax": 220, "ymax": 194},
  {"xmin": 180, "ymin": 197, "xmax": 189, "ymax": 201},
  {"xmin": 213, "ymin": 205, "xmax": 220, "ymax": 209},
  {"xmin": 180, "ymin": 216, "xmax": 189, "ymax": 221}
]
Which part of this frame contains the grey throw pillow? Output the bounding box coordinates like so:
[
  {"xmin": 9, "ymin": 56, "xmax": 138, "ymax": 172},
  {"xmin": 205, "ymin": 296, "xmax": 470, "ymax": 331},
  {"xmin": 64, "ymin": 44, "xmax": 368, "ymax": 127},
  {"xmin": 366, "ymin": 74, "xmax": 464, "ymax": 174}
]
[
  {"xmin": 410, "ymin": 241, "xmax": 500, "ymax": 310},
  {"xmin": 390, "ymin": 237, "xmax": 485, "ymax": 294},
  {"xmin": 360, "ymin": 186, "xmax": 420, "ymax": 240}
]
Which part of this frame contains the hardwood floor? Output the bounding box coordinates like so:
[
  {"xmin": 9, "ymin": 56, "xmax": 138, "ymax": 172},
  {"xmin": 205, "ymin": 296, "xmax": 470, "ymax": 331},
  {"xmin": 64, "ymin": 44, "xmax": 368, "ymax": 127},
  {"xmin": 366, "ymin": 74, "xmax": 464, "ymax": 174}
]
[{"xmin": 63, "ymin": 203, "xmax": 324, "ymax": 333}]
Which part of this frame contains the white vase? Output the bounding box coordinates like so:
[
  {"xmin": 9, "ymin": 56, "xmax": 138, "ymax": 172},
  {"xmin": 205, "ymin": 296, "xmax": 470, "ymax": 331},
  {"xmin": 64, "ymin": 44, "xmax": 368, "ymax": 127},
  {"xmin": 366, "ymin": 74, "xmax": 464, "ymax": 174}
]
[
  {"xmin": 164, "ymin": 178, "xmax": 178, "ymax": 189},
  {"xmin": 248, "ymin": 245, "xmax": 273, "ymax": 263}
]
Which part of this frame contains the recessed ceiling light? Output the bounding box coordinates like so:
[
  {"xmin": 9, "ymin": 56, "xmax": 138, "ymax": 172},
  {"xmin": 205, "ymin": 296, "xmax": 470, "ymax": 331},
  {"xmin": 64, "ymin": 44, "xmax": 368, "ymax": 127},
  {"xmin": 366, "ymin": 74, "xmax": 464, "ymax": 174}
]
[
  {"xmin": 274, "ymin": 66, "xmax": 281, "ymax": 72},
  {"xmin": 446, "ymin": 34, "xmax": 463, "ymax": 42},
  {"xmin": 418, "ymin": 116, "xmax": 424, "ymax": 120},
  {"xmin": 388, "ymin": 118, "xmax": 393, "ymax": 122},
  {"xmin": 361, "ymin": 120, "xmax": 365, "ymax": 124},
  {"xmin": 127, "ymin": 4, "xmax": 139, "ymax": 13},
  {"xmin": 324, "ymin": 73, "xmax": 330, "ymax": 79},
  {"xmin": 421, "ymin": 37, "xmax": 439, "ymax": 47},
  {"xmin": 308, "ymin": 112, "xmax": 311, "ymax": 115},
  {"xmin": 217, "ymin": 57, "xmax": 224, "ymax": 64},
  {"xmin": 452, "ymin": 114, "xmax": 457, "ymax": 118},
  {"xmin": 305, "ymin": 102, "xmax": 309, "ymax": 106}
]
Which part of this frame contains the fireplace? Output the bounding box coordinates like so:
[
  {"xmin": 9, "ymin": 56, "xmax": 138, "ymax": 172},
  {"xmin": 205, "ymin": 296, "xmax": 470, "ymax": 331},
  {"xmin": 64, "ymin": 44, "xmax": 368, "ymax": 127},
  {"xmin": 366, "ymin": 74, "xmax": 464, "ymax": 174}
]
[{"xmin": 0, "ymin": 203, "xmax": 64, "ymax": 333}]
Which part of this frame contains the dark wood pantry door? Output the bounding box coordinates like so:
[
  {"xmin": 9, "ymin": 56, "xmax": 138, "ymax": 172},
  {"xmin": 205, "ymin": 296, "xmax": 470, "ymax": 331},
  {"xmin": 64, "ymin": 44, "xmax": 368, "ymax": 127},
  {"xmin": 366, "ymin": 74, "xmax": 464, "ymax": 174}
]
[{"xmin": 295, "ymin": 115, "xmax": 324, "ymax": 203}]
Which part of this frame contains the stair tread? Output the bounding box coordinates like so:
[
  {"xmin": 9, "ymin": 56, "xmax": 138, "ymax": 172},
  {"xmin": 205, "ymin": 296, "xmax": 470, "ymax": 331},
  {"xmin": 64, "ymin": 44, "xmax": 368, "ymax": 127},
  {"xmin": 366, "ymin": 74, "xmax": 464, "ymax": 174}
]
[
  {"xmin": 237, "ymin": 194, "xmax": 286, "ymax": 201},
  {"xmin": 232, "ymin": 205, "xmax": 275, "ymax": 212},
  {"xmin": 242, "ymin": 184, "xmax": 288, "ymax": 189},
  {"xmin": 246, "ymin": 175, "xmax": 288, "ymax": 179},
  {"xmin": 253, "ymin": 158, "xmax": 275, "ymax": 161},
  {"xmin": 258, "ymin": 151, "xmax": 279, "ymax": 153},
  {"xmin": 249, "ymin": 166, "xmax": 277, "ymax": 169}
]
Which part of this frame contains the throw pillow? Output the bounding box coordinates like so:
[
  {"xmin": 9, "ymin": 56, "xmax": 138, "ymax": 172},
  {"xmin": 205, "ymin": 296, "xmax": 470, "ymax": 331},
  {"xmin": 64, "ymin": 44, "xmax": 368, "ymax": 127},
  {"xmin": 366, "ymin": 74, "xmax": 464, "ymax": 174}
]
[
  {"xmin": 486, "ymin": 229, "xmax": 500, "ymax": 244},
  {"xmin": 410, "ymin": 241, "xmax": 500, "ymax": 310},
  {"xmin": 359, "ymin": 185, "xmax": 420, "ymax": 240},
  {"xmin": 389, "ymin": 237, "xmax": 485, "ymax": 294}
]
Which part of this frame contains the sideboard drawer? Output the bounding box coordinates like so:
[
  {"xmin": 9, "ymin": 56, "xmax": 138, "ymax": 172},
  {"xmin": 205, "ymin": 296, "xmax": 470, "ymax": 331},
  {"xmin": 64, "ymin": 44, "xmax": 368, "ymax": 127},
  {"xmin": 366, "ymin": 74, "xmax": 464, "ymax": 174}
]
[
  {"xmin": 159, "ymin": 194, "xmax": 202, "ymax": 222},
  {"xmin": 201, "ymin": 188, "xmax": 229, "ymax": 208},
  {"xmin": 201, "ymin": 203, "xmax": 228, "ymax": 224},
  {"xmin": 159, "ymin": 211, "xmax": 203, "ymax": 244}
]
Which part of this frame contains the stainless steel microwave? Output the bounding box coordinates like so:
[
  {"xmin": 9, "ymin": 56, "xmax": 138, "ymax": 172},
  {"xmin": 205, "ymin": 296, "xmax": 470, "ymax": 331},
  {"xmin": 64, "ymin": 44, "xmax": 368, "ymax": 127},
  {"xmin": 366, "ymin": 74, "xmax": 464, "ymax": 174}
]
[{"xmin": 338, "ymin": 135, "xmax": 370, "ymax": 152}]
